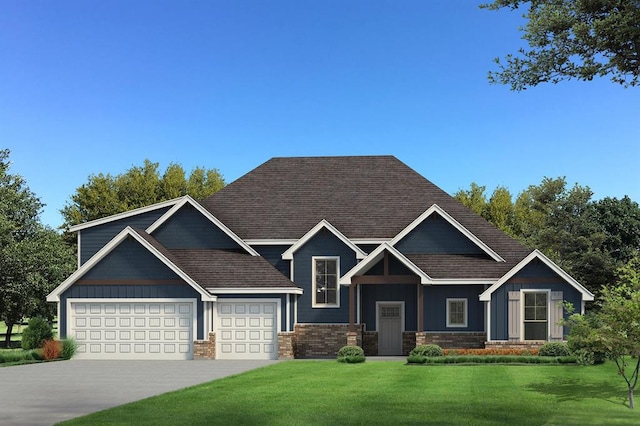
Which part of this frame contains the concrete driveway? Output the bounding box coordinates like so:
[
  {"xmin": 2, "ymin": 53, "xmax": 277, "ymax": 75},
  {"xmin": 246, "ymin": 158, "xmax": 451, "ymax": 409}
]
[{"xmin": 0, "ymin": 359, "xmax": 279, "ymax": 426}]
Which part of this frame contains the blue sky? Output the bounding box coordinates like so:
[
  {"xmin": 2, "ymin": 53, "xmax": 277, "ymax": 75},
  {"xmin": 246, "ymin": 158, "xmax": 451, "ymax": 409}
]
[{"xmin": 2, "ymin": 1, "xmax": 638, "ymax": 229}]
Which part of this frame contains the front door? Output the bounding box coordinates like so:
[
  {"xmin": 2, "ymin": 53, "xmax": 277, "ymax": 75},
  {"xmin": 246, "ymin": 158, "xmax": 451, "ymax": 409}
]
[{"xmin": 378, "ymin": 303, "xmax": 403, "ymax": 355}]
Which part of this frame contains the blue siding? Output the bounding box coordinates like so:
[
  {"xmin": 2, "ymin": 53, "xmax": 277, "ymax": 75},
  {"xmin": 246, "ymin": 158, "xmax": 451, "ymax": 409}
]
[
  {"xmin": 82, "ymin": 238, "xmax": 181, "ymax": 281},
  {"xmin": 490, "ymin": 262, "xmax": 583, "ymax": 340},
  {"xmin": 395, "ymin": 214, "xmax": 485, "ymax": 255},
  {"xmin": 361, "ymin": 284, "xmax": 417, "ymax": 331},
  {"xmin": 152, "ymin": 206, "xmax": 242, "ymax": 250},
  {"xmin": 294, "ymin": 232, "xmax": 358, "ymax": 323},
  {"xmin": 364, "ymin": 254, "xmax": 414, "ymax": 275},
  {"xmin": 253, "ymin": 245, "xmax": 291, "ymax": 278},
  {"xmin": 424, "ymin": 285, "xmax": 485, "ymax": 332},
  {"xmin": 216, "ymin": 294, "xmax": 291, "ymax": 332},
  {"xmin": 80, "ymin": 207, "xmax": 171, "ymax": 264},
  {"xmin": 60, "ymin": 284, "xmax": 205, "ymax": 339}
]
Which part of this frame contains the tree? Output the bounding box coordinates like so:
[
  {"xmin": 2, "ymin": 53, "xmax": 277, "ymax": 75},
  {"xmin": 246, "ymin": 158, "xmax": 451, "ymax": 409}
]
[
  {"xmin": 0, "ymin": 149, "xmax": 75, "ymax": 346},
  {"xmin": 61, "ymin": 160, "xmax": 225, "ymax": 230},
  {"xmin": 482, "ymin": 0, "xmax": 640, "ymax": 90}
]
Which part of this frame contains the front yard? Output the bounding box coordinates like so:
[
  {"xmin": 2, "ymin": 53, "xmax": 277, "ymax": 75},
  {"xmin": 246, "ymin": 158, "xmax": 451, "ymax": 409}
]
[{"xmin": 61, "ymin": 360, "xmax": 639, "ymax": 425}]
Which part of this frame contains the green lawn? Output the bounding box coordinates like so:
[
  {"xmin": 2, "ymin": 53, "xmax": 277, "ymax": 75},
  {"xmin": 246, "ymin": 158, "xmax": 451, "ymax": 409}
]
[{"xmin": 61, "ymin": 361, "xmax": 639, "ymax": 425}]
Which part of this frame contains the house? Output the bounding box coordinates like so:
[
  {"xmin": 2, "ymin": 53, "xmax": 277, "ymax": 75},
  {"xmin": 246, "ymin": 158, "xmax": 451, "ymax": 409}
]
[{"xmin": 47, "ymin": 156, "xmax": 594, "ymax": 360}]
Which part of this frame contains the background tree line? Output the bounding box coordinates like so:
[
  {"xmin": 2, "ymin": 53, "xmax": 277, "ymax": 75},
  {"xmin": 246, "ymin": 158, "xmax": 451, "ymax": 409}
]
[{"xmin": 455, "ymin": 178, "xmax": 640, "ymax": 297}]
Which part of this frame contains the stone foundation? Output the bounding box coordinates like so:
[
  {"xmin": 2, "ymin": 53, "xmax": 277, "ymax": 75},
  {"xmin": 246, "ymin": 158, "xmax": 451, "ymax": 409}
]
[
  {"xmin": 422, "ymin": 332, "xmax": 486, "ymax": 349},
  {"xmin": 362, "ymin": 331, "xmax": 378, "ymax": 356},
  {"xmin": 193, "ymin": 332, "xmax": 216, "ymax": 359},
  {"xmin": 484, "ymin": 340, "xmax": 547, "ymax": 350},
  {"xmin": 402, "ymin": 332, "xmax": 417, "ymax": 355},
  {"xmin": 278, "ymin": 332, "xmax": 295, "ymax": 359},
  {"xmin": 294, "ymin": 324, "xmax": 363, "ymax": 358}
]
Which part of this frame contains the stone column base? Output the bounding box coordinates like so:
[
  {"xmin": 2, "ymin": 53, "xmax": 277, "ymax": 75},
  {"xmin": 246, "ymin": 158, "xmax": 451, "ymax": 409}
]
[
  {"xmin": 193, "ymin": 332, "xmax": 216, "ymax": 359},
  {"xmin": 278, "ymin": 332, "xmax": 295, "ymax": 359}
]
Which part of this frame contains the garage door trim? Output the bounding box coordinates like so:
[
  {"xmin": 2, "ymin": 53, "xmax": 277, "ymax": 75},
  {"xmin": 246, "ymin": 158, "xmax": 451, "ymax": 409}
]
[
  {"xmin": 215, "ymin": 298, "xmax": 281, "ymax": 360},
  {"xmin": 67, "ymin": 298, "xmax": 197, "ymax": 360}
]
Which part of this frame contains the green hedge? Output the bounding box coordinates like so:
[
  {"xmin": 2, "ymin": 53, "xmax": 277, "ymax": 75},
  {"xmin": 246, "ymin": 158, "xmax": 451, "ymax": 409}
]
[{"xmin": 337, "ymin": 345, "xmax": 366, "ymax": 363}]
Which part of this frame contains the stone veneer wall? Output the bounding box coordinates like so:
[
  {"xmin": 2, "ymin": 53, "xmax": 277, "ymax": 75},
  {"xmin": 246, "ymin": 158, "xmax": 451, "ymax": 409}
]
[
  {"xmin": 362, "ymin": 331, "xmax": 378, "ymax": 356},
  {"xmin": 278, "ymin": 332, "xmax": 295, "ymax": 359},
  {"xmin": 193, "ymin": 332, "xmax": 216, "ymax": 359},
  {"xmin": 294, "ymin": 324, "xmax": 362, "ymax": 358},
  {"xmin": 402, "ymin": 332, "xmax": 417, "ymax": 355},
  {"xmin": 484, "ymin": 340, "xmax": 546, "ymax": 350},
  {"xmin": 423, "ymin": 332, "xmax": 486, "ymax": 348}
]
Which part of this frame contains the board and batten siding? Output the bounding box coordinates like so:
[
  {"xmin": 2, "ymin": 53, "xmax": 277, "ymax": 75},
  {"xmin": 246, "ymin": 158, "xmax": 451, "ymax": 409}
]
[
  {"xmin": 490, "ymin": 261, "xmax": 582, "ymax": 340},
  {"xmin": 293, "ymin": 232, "xmax": 358, "ymax": 323},
  {"xmin": 361, "ymin": 284, "xmax": 417, "ymax": 331},
  {"xmin": 79, "ymin": 207, "xmax": 172, "ymax": 265},
  {"xmin": 253, "ymin": 245, "xmax": 291, "ymax": 278},
  {"xmin": 152, "ymin": 205, "xmax": 243, "ymax": 250},
  {"xmin": 424, "ymin": 285, "xmax": 485, "ymax": 332},
  {"xmin": 395, "ymin": 214, "xmax": 486, "ymax": 255}
]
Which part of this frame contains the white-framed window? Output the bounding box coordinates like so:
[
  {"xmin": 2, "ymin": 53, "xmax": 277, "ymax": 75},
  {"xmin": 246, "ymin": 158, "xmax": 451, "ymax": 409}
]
[
  {"xmin": 523, "ymin": 291, "xmax": 548, "ymax": 340},
  {"xmin": 446, "ymin": 298, "xmax": 467, "ymax": 327},
  {"xmin": 312, "ymin": 256, "xmax": 340, "ymax": 308}
]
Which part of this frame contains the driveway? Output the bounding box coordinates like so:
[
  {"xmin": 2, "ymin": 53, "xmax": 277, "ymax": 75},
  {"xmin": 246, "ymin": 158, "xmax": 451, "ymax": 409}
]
[{"xmin": 0, "ymin": 359, "xmax": 279, "ymax": 426}]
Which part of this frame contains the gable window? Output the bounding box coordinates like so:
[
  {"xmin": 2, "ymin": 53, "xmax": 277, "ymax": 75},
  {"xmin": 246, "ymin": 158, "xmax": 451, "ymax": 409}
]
[
  {"xmin": 523, "ymin": 292, "xmax": 548, "ymax": 340},
  {"xmin": 446, "ymin": 298, "xmax": 467, "ymax": 327},
  {"xmin": 313, "ymin": 257, "xmax": 339, "ymax": 307}
]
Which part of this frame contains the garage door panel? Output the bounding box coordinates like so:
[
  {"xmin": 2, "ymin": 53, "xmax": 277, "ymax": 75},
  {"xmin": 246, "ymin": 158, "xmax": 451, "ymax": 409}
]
[
  {"xmin": 69, "ymin": 300, "xmax": 194, "ymax": 360},
  {"xmin": 217, "ymin": 300, "xmax": 278, "ymax": 360}
]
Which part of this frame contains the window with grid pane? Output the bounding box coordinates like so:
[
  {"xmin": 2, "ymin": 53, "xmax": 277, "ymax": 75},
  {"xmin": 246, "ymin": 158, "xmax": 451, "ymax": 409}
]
[
  {"xmin": 446, "ymin": 298, "xmax": 467, "ymax": 327},
  {"xmin": 524, "ymin": 292, "xmax": 547, "ymax": 340},
  {"xmin": 313, "ymin": 257, "xmax": 339, "ymax": 307}
]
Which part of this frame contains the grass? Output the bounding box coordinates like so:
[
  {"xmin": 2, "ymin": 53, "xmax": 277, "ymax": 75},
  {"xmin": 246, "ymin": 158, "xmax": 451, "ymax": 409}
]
[{"xmin": 60, "ymin": 361, "xmax": 639, "ymax": 425}]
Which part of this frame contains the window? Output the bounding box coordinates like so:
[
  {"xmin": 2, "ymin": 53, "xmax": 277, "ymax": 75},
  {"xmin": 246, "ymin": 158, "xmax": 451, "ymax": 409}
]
[
  {"xmin": 313, "ymin": 257, "xmax": 339, "ymax": 307},
  {"xmin": 523, "ymin": 292, "xmax": 548, "ymax": 340},
  {"xmin": 446, "ymin": 298, "xmax": 467, "ymax": 327}
]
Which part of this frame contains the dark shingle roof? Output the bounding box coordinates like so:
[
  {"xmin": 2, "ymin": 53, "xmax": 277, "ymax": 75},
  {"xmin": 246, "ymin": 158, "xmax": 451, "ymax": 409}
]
[
  {"xmin": 132, "ymin": 228, "xmax": 297, "ymax": 290},
  {"xmin": 202, "ymin": 156, "xmax": 531, "ymax": 267},
  {"xmin": 406, "ymin": 254, "xmax": 514, "ymax": 279}
]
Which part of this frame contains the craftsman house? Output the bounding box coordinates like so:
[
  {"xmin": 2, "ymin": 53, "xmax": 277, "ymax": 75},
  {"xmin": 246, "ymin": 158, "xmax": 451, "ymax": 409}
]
[{"xmin": 47, "ymin": 156, "xmax": 593, "ymax": 360}]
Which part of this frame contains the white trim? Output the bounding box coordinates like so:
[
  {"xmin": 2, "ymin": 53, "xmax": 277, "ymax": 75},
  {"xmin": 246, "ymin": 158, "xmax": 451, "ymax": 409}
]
[
  {"xmin": 520, "ymin": 289, "xmax": 551, "ymax": 341},
  {"xmin": 389, "ymin": 204, "xmax": 505, "ymax": 263},
  {"xmin": 68, "ymin": 197, "xmax": 184, "ymax": 232},
  {"xmin": 446, "ymin": 298, "xmax": 468, "ymax": 328},
  {"xmin": 145, "ymin": 195, "xmax": 259, "ymax": 256},
  {"xmin": 486, "ymin": 301, "xmax": 491, "ymax": 341},
  {"xmin": 286, "ymin": 294, "xmax": 291, "ymax": 332},
  {"xmin": 281, "ymin": 220, "xmax": 367, "ymax": 260},
  {"xmin": 205, "ymin": 287, "xmax": 303, "ymax": 295},
  {"xmin": 77, "ymin": 232, "xmax": 82, "ymax": 267},
  {"xmin": 294, "ymin": 295, "xmax": 298, "ymax": 326},
  {"xmin": 312, "ymin": 256, "xmax": 341, "ymax": 308},
  {"xmin": 351, "ymin": 238, "xmax": 390, "ymax": 245},
  {"xmin": 339, "ymin": 242, "xmax": 432, "ymax": 285},
  {"xmin": 479, "ymin": 250, "xmax": 594, "ymax": 302},
  {"xmin": 375, "ymin": 301, "xmax": 405, "ymax": 332},
  {"xmin": 244, "ymin": 239, "xmax": 297, "ymax": 245},
  {"xmin": 47, "ymin": 226, "xmax": 216, "ymax": 302},
  {"xmin": 431, "ymin": 278, "xmax": 498, "ymax": 285}
]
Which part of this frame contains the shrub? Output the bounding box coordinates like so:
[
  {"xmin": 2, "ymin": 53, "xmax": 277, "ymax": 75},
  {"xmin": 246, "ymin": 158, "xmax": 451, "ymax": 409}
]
[
  {"xmin": 21, "ymin": 317, "xmax": 54, "ymax": 350},
  {"xmin": 406, "ymin": 355, "xmax": 428, "ymax": 364},
  {"xmin": 573, "ymin": 348, "xmax": 596, "ymax": 366},
  {"xmin": 538, "ymin": 342, "xmax": 571, "ymax": 357},
  {"xmin": 42, "ymin": 340, "xmax": 62, "ymax": 360},
  {"xmin": 0, "ymin": 350, "xmax": 40, "ymax": 364},
  {"xmin": 337, "ymin": 345, "xmax": 365, "ymax": 363},
  {"xmin": 442, "ymin": 348, "xmax": 539, "ymax": 356},
  {"xmin": 410, "ymin": 344, "xmax": 443, "ymax": 357},
  {"xmin": 60, "ymin": 338, "xmax": 77, "ymax": 360}
]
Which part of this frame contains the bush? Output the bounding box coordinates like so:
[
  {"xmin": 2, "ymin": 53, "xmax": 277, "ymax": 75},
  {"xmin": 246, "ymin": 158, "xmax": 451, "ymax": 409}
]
[
  {"xmin": 407, "ymin": 355, "xmax": 428, "ymax": 364},
  {"xmin": 442, "ymin": 348, "xmax": 539, "ymax": 356},
  {"xmin": 21, "ymin": 317, "xmax": 54, "ymax": 350},
  {"xmin": 60, "ymin": 338, "xmax": 77, "ymax": 360},
  {"xmin": 0, "ymin": 350, "xmax": 40, "ymax": 364},
  {"xmin": 337, "ymin": 345, "xmax": 365, "ymax": 363},
  {"xmin": 410, "ymin": 344, "xmax": 443, "ymax": 357},
  {"xmin": 573, "ymin": 348, "xmax": 596, "ymax": 366},
  {"xmin": 538, "ymin": 342, "xmax": 571, "ymax": 357},
  {"xmin": 409, "ymin": 355, "xmax": 576, "ymax": 365},
  {"xmin": 42, "ymin": 340, "xmax": 62, "ymax": 360}
]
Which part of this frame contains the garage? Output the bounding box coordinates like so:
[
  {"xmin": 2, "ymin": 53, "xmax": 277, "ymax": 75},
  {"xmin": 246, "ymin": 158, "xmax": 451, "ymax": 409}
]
[
  {"xmin": 216, "ymin": 299, "xmax": 279, "ymax": 360},
  {"xmin": 68, "ymin": 299, "xmax": 196, "ymax": 360}
]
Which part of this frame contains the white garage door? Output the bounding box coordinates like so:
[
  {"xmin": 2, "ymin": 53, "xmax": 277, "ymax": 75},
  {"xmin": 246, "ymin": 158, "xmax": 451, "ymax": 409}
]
[
  {"xmin": 69, "ymin": 299, "xmax": 195, "ymax": 360},
  {"xmin": 216, "ymin": 300, "xmax": 279, "ymax": 360}
]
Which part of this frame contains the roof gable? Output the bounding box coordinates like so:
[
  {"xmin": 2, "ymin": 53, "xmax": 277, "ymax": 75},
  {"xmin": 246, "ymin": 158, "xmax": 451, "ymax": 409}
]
[
  {"xmin": 147, "ymin": 196, "xmax": 258, "ymax": 256},
  {"xmin": 479, "ymin": 250, "xmax": 594, "ymax": 301},
  {"xmin": 281, "ymin": 219, "xmax": 367, "ymax": 260},
  {"xmin": 47, "ymin": 227, "xmax": 215, "ymax": 302},
  {"xmin": 390, "ymin": 204, "xmax": 505, "ymax": 262}
]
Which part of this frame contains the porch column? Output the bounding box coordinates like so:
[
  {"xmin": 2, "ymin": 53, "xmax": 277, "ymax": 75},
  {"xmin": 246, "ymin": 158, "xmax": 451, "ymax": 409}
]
[
  {"xmin": 349, "ymin": 283, "xmax": 356, "ymax": 332},
  {"xmin": 417, "ymin": 283, "xmax": 424, "ymax": 332}
]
